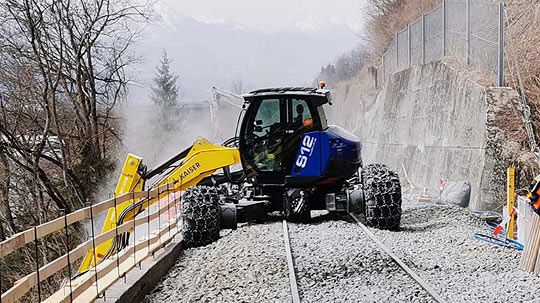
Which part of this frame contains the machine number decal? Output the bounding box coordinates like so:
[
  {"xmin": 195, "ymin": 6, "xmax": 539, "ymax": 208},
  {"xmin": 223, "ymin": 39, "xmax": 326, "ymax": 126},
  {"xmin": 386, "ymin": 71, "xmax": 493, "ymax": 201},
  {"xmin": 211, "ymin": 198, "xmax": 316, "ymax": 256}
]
[{"xmin": 295, "ymin": 135, "xmax": 316, "ymax": 168}]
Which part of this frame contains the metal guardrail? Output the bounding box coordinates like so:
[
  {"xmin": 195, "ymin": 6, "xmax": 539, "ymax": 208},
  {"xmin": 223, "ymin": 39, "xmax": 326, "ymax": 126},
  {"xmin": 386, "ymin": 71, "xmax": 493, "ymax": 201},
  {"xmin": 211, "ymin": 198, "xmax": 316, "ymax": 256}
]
[
  {"xmin": 377, "ymin": 0, "xmax": 505, "ymax": 87},
  {"xmin": 0, "ymin": 182, "xmax": 181, "ymax": 303}
]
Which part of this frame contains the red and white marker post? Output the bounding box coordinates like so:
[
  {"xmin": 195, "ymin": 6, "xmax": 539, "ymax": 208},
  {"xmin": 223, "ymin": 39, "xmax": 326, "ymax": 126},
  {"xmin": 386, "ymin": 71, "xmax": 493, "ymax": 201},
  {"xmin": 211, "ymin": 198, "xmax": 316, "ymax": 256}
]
[{"xmin": 494, "ymin": 207, "xmax": 516, "ymax": 237}]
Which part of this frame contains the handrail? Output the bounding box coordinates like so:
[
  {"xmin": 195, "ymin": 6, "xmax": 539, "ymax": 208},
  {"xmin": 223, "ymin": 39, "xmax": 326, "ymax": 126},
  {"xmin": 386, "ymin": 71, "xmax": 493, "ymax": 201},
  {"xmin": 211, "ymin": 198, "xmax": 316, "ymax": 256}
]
[
  {"xmin": 0, "ymin": 182, "xmax": 180, "ymax": 303},
  {"xmin": 54, "ymin": 219, "xmax": 179, "ymax": 303},
  {"xmin": 0, "ymin": 182, "xmax": 174, "ymax": 257}
]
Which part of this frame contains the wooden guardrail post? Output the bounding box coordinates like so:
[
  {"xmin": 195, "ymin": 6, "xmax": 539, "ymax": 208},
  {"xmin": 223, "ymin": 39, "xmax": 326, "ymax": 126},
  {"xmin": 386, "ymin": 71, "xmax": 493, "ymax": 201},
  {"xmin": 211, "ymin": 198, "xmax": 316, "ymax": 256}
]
[
  {"xmin": 132, "ymin": 192, "xmax": 138, "ymax": 269},
  {"xmin": 147, "ymin": 188, "xmax": 152, "ymax": 259},
  {"xmin": 89, "ymin": 200, "xmax": 100, "ymax": 298},
  {"xmin": 33, "ymin": 226, "xmax": 42, "ymax": 302},
  {"xmin": 63, "ymin": 209, "xmax": 73, "ymax": 303},
  {"xmin": 113, "ymin": 193, "xmax": 121, "ymax": 281},
  {"xmin": 0, "ymin": 258, "xmax": 3, "ymax": 303},
  {"xmin": 157, "ymin": 187, "xmax": 162, "ymax": 246},
  {"xmin": 167, "ymin": 183, "xmax": 171, "ymax": 238}
]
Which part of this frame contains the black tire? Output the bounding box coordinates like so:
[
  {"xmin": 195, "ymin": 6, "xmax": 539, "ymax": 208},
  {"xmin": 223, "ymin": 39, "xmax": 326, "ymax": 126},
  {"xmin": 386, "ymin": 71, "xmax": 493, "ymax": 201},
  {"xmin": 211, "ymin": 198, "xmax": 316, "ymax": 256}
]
[
  {"xmin": 362, "ymin": 164, "xmax": 402, "ymax": 231},
  {"xmin": 181, "ymin": 186, "xmax": 221, "ymax": 247}
]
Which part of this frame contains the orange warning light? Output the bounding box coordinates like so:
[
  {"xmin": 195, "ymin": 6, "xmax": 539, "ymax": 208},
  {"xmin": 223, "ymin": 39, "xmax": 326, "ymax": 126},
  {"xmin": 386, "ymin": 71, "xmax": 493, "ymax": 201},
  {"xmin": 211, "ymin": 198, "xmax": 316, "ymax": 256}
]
[
  {"xmin": 319, "ymin": 81, "xmax": 326, "ymax": 89},
  {"xmin": 303, "ymin": 118, "xmax": 313, "ymax": 128}
]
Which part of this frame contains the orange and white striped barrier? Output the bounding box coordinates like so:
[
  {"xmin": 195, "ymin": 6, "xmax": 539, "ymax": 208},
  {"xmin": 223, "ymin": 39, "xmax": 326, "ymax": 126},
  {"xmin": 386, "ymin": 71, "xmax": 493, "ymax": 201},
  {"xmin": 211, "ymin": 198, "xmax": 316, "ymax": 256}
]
[{"xmin": 494, "ymin": 207, "xmax": 515, "ymax": 236}]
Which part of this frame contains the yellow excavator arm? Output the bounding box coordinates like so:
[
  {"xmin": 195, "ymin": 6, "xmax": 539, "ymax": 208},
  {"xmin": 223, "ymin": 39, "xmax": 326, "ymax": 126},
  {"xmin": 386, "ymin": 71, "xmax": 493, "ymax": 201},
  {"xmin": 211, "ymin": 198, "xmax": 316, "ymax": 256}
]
[{"xmin": 78, "ymin": 137, "xmax": 241, "ymax": 272}]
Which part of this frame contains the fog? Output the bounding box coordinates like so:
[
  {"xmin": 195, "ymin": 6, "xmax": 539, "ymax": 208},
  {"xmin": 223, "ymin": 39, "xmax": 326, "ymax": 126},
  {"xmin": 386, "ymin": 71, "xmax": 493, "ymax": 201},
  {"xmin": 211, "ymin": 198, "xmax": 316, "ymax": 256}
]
[
  {"xmin": 114, "ymin": 0, "xmax": 365, "ymax": 180},
  {"xmin": 160, "ymin": 0, "xmax": 366, "ymax": 33},
  {"xmin": 129, "ymin": 1, "xmax": 365, "ymax": 101}
]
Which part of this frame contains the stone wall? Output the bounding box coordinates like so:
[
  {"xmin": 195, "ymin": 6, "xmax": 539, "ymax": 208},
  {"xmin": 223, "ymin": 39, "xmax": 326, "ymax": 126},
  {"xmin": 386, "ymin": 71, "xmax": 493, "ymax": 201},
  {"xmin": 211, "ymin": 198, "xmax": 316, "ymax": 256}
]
[{"xmin": 329, "ymin": 61, "xmax": 537, "ymax": 210}]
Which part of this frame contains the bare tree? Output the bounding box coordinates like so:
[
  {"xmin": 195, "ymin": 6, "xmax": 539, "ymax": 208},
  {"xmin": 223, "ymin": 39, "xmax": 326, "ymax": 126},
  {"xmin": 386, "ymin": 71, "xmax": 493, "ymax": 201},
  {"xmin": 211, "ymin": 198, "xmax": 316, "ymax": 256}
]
[
  {"xmin": 0, "ymin": 0, "xmax": 151, "ymax": 212},
  {"xmin": 362, "ymin": 0, "xmax": 439, "ymax": 61},
  {"xmin": 0, "ymin": 0, "xmax": 153, "ymax": 296},
  {"xmin": 0, "ymin": 145, "xmax": 16, "ymax": 240}
]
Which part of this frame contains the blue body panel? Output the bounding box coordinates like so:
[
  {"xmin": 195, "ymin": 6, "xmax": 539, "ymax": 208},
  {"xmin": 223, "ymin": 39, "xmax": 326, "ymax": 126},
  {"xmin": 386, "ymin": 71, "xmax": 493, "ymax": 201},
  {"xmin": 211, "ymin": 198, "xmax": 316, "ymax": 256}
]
[{"xmin": 291, "ymin": 125, "xmax": 361, "ymax": 177}]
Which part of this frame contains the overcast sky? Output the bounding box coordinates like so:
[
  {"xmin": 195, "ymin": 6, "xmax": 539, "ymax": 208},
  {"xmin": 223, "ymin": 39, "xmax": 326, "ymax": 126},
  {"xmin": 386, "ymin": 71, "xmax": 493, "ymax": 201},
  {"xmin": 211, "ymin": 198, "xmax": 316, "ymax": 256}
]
[{"xmin": 159, "ymin": 0, "xmax": 367, "ymax": 33}]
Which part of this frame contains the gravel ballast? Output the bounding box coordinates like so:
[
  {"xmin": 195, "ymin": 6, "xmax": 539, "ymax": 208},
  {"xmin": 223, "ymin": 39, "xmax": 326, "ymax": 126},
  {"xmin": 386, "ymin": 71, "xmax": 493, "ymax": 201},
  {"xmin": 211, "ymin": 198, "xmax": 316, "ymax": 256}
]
[
  {"xmin": 142, "ymin": 222, "xmax": 291, "ymax": 303},
  {"xmin": 289, "ymin": 215, "xmax": 432, "ymax": 303},
  {"xmin": 370, "ymin": 198, "xmax": 540, "ymax": 302},
  {"xmin": 142, "ymin": 197, "xmax": 540, "ymax": 303}
]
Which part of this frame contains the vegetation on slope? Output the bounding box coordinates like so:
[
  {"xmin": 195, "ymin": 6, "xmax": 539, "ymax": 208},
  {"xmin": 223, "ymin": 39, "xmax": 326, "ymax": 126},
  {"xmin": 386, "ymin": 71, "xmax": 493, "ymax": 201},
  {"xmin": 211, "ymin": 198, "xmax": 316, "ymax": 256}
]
[{"xmin": 0, "ymin": 0, "xmax": 151, "ymax": 299}]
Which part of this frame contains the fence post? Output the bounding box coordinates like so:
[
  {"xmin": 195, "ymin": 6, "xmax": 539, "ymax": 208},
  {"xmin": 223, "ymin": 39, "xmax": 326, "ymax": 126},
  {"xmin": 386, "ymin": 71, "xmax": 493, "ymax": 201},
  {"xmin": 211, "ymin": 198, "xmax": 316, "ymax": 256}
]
[
  {"xmin": 147, "ymin": 188, "xmax": 152, "ymax": 258},
  {"xmin": 374, "ymin": 67, "xmax": 378, "ymax": 89},
  {"xmin": 395, "ymin": 32, "xmax": 399, "ymax": 71},
  {"xmin": 113, "ymin": 193, "xmax": 122, "ymax": 279},
  {"xmin": 465, "ymin": 0, "xmax": 470, "ymax": 65},
  {"xmin": 131, "ymin": 192, "xmax": 137, "ymax": 268},
  {"xmin": 89, "ymin": 201, "xmax": 100, "ymax": 297},
  {"xmin": 421, "ymin": 13, "xmax": 426, "ymax": 64},
  {"xmin": 497, "ymin": 2, "xmax": 505, "ymax": 87},
  {"xmin": 442, "ymin": 0, "xmax": 446, "ymax": 57},
  {"xmin": 63, "ymin": 209, "xmax": 73, "ymax": 303},
  {"xmin": 167, "ymin": 183, "xmax": 171, "ymax": 238},
  {"xmin": 408, "ymin": 24, "xmax": 411, "ymax": 67},
  {"xmin": 382, "ymin": 55, "xmax": 385, "ymax": 81},
  {"xmin": 157, "ymin": 187, "xmax": 161, "ymax": 246},
  {"xmin": 33, "ymin": 227, "xmax": 42, "ymax": 302}
]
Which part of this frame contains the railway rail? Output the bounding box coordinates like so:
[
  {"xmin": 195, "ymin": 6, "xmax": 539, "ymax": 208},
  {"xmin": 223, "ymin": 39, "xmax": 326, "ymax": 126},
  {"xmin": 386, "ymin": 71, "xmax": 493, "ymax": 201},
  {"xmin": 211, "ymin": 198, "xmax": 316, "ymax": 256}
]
[{"xmin": 283, "ymin": 214, "xmax": 446, "ymax": 303}]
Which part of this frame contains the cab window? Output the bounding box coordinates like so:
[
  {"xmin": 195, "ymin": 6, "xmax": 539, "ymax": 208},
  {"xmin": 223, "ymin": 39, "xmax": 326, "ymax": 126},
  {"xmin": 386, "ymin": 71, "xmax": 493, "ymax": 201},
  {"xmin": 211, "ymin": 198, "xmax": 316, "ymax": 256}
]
[
  {"xmin": 244, "ymin": 98, "xmax": 283, "ymax": 172},
  {"xmin": 291, "ymin": 99, "xmax": 313, "ymax": 129},
  {"xmin": 253, "ymin": 99, "xmax": 281, "ymax": 138}
]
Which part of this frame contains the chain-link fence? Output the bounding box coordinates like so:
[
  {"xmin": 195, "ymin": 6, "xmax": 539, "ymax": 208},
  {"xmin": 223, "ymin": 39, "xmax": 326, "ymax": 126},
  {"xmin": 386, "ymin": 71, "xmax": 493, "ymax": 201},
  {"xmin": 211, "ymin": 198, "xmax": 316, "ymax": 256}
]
[{"xmin": 379, "ymin": 0, "xmax": 504, "ymax": 87}]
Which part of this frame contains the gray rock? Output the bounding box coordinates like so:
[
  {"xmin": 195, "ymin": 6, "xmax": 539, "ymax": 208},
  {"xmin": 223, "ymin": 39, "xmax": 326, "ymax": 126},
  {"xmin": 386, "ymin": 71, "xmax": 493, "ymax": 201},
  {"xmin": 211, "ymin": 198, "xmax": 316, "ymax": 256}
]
[
  {"xmin": 142, "ymin": 196, "xmax": 540, "ymax": 303},
  {"xmin": 370, "ymin": 198, "xmax": 540, "ymax": 302},
  {"xmin": 288, "ymin": 213, "xmax": 432, "ymax": 302},
  {"xmin": 142, "ymin": 222, "xmax": 291, "ymax": 303}
]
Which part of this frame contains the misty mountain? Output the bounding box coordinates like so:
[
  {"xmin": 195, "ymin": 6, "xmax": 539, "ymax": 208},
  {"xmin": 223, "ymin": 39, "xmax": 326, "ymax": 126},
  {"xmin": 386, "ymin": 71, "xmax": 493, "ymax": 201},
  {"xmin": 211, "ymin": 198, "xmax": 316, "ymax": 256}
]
[{"xmin": 131, "ymin": 8, "xmax": 360, "ymax": 101}]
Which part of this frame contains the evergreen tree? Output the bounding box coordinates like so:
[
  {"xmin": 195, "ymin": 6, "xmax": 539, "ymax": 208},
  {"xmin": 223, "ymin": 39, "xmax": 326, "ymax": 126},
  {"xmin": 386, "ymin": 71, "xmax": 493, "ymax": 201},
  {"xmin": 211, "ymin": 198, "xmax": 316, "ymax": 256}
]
[{"xmin": 151, "ymin": 50, "xmax": 179, "ymax": 110}]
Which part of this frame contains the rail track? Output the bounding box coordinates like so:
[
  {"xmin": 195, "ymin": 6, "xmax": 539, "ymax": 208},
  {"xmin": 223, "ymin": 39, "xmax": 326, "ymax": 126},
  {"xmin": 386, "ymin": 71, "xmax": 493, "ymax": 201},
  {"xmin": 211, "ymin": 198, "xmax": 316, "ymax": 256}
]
[{"xmin": 282, "ymin": 214, "xmax": 446, "ymax": 303}]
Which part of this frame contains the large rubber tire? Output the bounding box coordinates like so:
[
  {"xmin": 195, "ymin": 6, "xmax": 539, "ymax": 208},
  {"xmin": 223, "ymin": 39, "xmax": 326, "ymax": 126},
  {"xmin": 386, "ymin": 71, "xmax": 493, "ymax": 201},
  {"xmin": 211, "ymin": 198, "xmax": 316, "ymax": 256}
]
[
  {"xmin": 362, "ymin": 164, "xmax": 402, "ymax": 231},
  {"xmin": 181, "ymin": 186, "xmax": 221, "ymax": 247}
]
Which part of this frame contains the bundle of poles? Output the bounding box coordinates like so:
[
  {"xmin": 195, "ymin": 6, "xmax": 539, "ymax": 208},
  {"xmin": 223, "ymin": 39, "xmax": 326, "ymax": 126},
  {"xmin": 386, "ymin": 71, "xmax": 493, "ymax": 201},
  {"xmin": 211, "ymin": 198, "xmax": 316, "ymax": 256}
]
[{"xmin": 519, "ymin": 214, "xmax": 540, "ymax": 273}]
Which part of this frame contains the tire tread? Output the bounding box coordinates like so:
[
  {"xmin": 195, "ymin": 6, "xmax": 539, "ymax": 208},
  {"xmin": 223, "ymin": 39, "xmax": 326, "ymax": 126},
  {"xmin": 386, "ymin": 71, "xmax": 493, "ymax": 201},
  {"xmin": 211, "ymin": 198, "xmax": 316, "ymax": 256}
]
[
  {"xmin": 362, "ymin": 164, "xmax": 402, "ymax": 231},
  {"xmin": 181, "ymin": 186, "xmax": 221, "ymax": 247}
]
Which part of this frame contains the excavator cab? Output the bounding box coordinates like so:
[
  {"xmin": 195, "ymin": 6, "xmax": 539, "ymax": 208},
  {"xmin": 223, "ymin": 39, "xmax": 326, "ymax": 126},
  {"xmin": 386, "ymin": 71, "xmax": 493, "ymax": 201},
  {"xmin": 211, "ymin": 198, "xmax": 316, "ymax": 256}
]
[
  {"xmin": 239, "ymin": 88, "xmax": 330, "ymax": 184},
  {"xmin": 238, "ymin": 87, "xmax": 364, "ymax": 217},
  {"xmin": 239, "ymin": 88, "xmax": 362, "ymax": 187}
]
